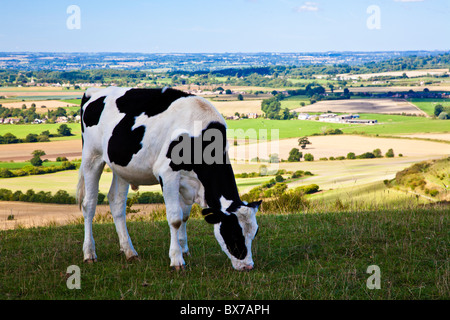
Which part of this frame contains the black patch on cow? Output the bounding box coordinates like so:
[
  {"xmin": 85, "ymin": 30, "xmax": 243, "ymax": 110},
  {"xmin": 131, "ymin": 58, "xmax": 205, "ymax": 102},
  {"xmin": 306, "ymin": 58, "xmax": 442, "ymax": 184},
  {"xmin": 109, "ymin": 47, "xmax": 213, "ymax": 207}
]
[
  {"xmin": 107, "ymin": 88, "xmax": 192, "ymax": 167},
  {"xmin": 166, "ymin": 121, "xmax": 243, "ymax": 211},
  {"xmin": 83, "ymin": 96, "xmax": 106, "ymax": 128},
  {"xmin": 202, "ymin": 208, "xmax": 247, "ymax": 260},
  {"xmin": 80, "ymin": 93, "xmax": 90, "ymax": 145},
  {"xmin": 220, "ymin": 213, "xmax": 247, "ymax": 260}
]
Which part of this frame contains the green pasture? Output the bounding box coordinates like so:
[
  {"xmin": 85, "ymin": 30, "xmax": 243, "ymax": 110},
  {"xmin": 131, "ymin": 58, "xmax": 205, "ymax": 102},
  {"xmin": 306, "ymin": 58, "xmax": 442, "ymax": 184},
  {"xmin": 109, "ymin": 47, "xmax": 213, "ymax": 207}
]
[
  {"xmin": 408, "ymin": 98, "xmax": 450, "ymax": 116},
  {"xmin": 0, "ymin": 206, "xmax": 448, "ymax": 300},
  {"xmin": 0, "ymin": 123, "xmax": 81, "ymax": 140}
]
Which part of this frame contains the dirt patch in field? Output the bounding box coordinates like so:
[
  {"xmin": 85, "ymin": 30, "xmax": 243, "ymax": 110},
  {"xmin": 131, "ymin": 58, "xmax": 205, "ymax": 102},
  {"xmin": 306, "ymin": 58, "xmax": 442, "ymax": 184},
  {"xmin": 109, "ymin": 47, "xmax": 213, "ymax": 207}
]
[
  {"xmin": 334, "ymin": 69, "xmax": 449, "ymax": 80},
  {"xmin": 1, "ymin": 100, "xmax": 79, "ymax": 113},
  {"xmin": 0, "ymin": 140, "xmax": 82, "ymax": 162},
  {"xmin": 293, "ymin": 99, "xmax": 426, "ymax": 115},
  {"xmin": 207, "ymin": 100, "xmax": 263, "ymax": 116},
  {"xmin": 0, "ymin": 202, "xmax": 164, "ymax": 230},
  {"xmin": 229, "ymin": 135, "xmax": 450, "ymax": 161}
]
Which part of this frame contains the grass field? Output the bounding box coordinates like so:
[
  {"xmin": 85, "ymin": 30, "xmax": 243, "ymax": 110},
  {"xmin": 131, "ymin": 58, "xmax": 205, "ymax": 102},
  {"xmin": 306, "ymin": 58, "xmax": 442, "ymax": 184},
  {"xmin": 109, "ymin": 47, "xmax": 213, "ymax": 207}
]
[
  {"xmin": 408, "ymin": 98, "xmax": 450, "ymax": 116},
  {"xmin": 0, "ymin": 123, "xmax": 81, "ymax": 140},
  {"xmin": 0, "ymin": 207, "xmax": 448, "ymax": 300}
]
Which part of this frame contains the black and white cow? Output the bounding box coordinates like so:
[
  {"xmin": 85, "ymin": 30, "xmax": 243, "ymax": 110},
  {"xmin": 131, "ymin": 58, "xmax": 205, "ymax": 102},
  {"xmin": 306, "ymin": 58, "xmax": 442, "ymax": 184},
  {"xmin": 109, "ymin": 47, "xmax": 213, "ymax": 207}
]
[{"xmin": 77, "ymin": 86, "xmax": 261, "ymax": 270}]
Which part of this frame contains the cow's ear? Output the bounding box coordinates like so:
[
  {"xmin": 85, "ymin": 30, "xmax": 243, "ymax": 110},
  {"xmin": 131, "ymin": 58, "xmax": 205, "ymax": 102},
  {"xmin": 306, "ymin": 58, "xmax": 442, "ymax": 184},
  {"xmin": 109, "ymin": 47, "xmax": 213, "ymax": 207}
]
[
  {"xmin": 202, "ymin": 208, "xmax": 225, "ymax": 224},
  {"xmin": 247, "ymin": 200, "xmax": 262, "ymax": 209}
]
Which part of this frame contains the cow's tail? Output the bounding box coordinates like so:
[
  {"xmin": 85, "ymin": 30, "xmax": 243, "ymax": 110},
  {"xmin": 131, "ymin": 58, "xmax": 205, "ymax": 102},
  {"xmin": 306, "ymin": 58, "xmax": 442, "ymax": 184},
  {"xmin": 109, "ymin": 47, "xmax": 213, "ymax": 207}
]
[{"xmin": 76, "ymin": 166, "xmax": 85, "ymax": 211}]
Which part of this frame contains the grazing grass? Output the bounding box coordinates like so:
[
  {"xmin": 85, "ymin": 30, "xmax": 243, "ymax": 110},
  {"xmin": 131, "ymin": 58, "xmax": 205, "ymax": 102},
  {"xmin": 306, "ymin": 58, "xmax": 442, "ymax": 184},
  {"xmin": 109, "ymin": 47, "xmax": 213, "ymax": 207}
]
[{"xmin": 0, "ymin": 207, "xmax": 448, "ymax": 300}]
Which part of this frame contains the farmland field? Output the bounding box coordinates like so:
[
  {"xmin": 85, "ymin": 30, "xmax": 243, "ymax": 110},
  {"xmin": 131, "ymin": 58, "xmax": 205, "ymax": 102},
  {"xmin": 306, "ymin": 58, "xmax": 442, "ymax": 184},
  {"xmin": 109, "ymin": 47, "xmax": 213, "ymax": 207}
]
[{"xmin": 292, "ymin": 99, "xmax": 426, "ymax": 115}]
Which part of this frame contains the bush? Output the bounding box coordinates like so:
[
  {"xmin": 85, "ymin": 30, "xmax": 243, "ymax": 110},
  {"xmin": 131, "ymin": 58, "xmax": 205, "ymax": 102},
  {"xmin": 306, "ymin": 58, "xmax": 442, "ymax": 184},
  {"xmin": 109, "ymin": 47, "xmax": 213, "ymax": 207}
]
[
  {"xmin": 287, "ymin": 148, "xmax": 302, "ymax": 162},
  {"xmin": 30, "ymin": 156, "xmax": 43, "ymax": 167},
  {"xmin": 57, "ymin": 124, "xmax": 73, "ymax": 136},
  {"xmin": 304, "ymin": 153, "xmax": 314, "ymax": 161},
  {"xmin": 438, "ymin": 112, "xmax": 449, "ymax": 120},
  {"xmin": 291, "ymin": 170, "xmax": 305, "ymax": 178},
  {"xmin": 0, "ymin": 168, "xmax": 14, "ymax": 178},
  {"xmin": 347, "ymin": 152, "xmax": 356, "ymax": 159},
  {"xmin": 275, "ymin": 174, "xmax": 284, "ymax": 182},
  {"xmin": 294, "ymin": 184, "xmax": 319, "ymax": 194},
  {"xmin": 357, "ymin": 152, "xmax": 375, "ymax": 159},
  {"xmin": 97, "ymin": 193, "xmax": 106, "ymax": 204},
  {"xmin": 137, "ymin": 192, "xmax": 165, "ymax": 204},
  {"xmin": 429, "ymin": 189, "xmax": 439, "ymax": 197}
]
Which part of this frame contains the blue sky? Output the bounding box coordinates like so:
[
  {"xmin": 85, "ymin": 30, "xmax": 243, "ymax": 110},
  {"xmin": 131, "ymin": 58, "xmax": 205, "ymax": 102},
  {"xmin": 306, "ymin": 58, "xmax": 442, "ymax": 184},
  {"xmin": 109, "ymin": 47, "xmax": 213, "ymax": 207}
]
[{"xmin": 0, "ymin": 0, "xmax": 448, "ymax": 52}]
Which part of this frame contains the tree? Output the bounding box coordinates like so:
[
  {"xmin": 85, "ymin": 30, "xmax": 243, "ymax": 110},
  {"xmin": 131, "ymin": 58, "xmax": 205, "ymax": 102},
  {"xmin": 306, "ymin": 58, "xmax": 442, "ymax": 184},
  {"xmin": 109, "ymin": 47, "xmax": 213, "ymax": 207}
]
[
  {"xmin": 30, "ymin": 149, "xmax": 46, "ymax": 167},
  {"xmin": 288, "ymin": 148, "xmax": 303, "ymax": 162},
  {"xmin": 434, "ymin": 104, "xmax": 444, "ymax": 117},
  {"xmin": 304, "ymin": 153, "xmax": 314, "ymax": 161},
  {"xmin": 237, "ymin": 94, "xmax": 243, "ymax": 101},
  {"xmin": 261, "ymin": 97, "xmax": 281, "ymax": 119},
  {"xmin": 25, "ymin": 133, "xmax": 38, "ymax": 143},
  {"xmin": 385, "ymin": 148, "xmax": 395, "ymax": 158},
  {"xmin": 373, "ymin": 148, "xmax": 383, "ymax": 158},
  {"xmin": 57, "ymin": 124, "xmax": 72, "ymax": 136},
  {"xmin": 282, "ymin": 107, "xmax": 291, "ymax": 120},
  {"xmin": 298, "ymin": 136, "xmax": 311, "ymax": 149}
]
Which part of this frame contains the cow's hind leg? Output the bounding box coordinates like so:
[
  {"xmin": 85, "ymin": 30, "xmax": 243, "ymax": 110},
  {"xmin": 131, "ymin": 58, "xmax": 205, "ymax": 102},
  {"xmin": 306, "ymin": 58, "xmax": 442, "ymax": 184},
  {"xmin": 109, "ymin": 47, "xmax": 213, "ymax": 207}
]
[
  {"xmin": 108, "ymin": 173, "xmax": 138, "ymax": 261},
  {"xmin": 80, "ymin": 155, "xmax": 105, "ymax": 262},
  {"xmin": 160, "ymin": 170, "xmax": 185, "ymax": 269}
]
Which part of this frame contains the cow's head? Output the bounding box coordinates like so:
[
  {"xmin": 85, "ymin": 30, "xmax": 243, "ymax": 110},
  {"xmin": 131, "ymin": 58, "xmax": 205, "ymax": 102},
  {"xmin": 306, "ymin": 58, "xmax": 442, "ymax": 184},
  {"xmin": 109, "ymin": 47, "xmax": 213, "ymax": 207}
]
[{"xmin": 202, "ymin": 200, "xmax": 261, "ymax": 271}]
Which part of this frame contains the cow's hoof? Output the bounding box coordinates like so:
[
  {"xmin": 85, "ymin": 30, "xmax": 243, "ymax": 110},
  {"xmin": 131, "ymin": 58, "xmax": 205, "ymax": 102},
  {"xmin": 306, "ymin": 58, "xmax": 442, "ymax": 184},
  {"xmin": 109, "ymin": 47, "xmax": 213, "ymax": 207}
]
[
  {"xmin": 126, "ymin": 255, "xmax": 140, "ymax": 262},
  {"xmin": 84, "ymin": 258, "xmax": 97, "ymax": 264},
  {"xmin": 171, "ymin": 264, "xmax": 186, "ymax": 271}
]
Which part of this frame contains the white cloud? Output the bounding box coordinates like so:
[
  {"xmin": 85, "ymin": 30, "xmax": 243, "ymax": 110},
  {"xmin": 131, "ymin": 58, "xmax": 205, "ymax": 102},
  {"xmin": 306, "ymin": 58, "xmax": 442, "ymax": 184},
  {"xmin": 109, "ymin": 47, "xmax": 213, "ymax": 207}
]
[
  {"xmin": 394, "ymin": 0, "xmax": 424, "ymax": 2},
  {"xmin": 294, "ymin": 2, "xmax": 319, "ymax": 12}
]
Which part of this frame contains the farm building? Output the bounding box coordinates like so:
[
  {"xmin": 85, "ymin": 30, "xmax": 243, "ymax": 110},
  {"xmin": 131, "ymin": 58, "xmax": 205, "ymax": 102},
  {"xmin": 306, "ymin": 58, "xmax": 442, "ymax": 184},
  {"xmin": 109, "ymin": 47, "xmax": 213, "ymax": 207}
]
[
  {"xmin": 347, "ymin": 119, "xmax": 378, "ymax": 124},
  {"xmin": 298, "ymin": 113, "xmax": 310, "ymax": 120}
]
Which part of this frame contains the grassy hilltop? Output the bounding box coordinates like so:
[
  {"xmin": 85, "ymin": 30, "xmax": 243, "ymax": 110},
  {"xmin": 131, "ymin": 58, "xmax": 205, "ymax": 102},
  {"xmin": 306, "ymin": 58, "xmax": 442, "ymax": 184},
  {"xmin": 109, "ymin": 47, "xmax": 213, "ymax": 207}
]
[{"xmin": 0, "ymin": 206, "xmax": 448, "ymax": 300}]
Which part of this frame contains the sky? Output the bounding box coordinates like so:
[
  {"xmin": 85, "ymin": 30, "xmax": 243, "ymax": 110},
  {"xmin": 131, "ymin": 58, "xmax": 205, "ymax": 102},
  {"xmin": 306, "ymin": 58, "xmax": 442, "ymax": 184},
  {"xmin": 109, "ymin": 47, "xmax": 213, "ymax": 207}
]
[{"xmin": 0, "ymin": 0, "xmax": 448, "ymax": 53}]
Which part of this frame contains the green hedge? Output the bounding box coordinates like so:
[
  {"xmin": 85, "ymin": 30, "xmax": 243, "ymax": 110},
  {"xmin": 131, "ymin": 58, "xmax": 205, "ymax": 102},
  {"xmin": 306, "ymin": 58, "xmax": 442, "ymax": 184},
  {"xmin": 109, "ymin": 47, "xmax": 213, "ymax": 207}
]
[{"xmin": 0, "ymin": 161, "xmax": 79, "ymax": 178}]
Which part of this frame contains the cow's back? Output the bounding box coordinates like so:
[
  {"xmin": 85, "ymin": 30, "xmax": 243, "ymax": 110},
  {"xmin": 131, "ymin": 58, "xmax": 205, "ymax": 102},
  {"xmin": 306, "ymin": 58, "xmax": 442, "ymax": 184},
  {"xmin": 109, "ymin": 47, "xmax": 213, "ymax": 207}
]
[{"xmin": 81, "ymin": 86, "xmax": 226, "ymax": 186}]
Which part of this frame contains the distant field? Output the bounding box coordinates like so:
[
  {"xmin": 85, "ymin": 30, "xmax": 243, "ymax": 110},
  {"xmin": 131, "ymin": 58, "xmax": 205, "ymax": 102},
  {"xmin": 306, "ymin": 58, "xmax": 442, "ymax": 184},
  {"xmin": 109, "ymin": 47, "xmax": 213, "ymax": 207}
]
[
  {"xmin": 0, "ymin": 123, "xmax": 81, "ymax": 140},
  {"xmin": 0, "ymin": 100, "xmax": 79, "ymax": 113},
  {"xmin": 229, "ymin": 135, "xmax": 449, "ymax": 162},
  {"xmin": 335, "ymin": 68, "xmax": 449, "ymax": 80},
  {"xmin": 408, "ymin": 98, "xmax": 450, "ymax": 116},
  {"xmin": 293, "ymin": 99, "xmax": 425, "ymax": 116},
  {"xmin": 226, "ymin": 118, "xmax": 357, "ymax": 140}
]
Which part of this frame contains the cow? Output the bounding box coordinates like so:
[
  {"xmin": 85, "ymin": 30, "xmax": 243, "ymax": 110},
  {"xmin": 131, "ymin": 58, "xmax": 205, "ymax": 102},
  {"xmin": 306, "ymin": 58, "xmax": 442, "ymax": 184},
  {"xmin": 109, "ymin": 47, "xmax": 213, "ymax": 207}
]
[{"xmin": 76, "ymin": 86, "xmax": 261, "ymax": 271}]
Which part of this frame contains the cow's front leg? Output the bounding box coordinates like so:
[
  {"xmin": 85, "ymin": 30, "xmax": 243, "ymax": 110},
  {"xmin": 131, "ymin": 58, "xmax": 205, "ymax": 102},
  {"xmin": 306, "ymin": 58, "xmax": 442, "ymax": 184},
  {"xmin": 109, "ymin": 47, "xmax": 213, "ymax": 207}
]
[
  {"xmin": 178, "ymin": 202, "xmax": 192, "ymax": 256},
  {"xmin": 161, "ymin": 172, "xmax": 185, "ymax": 269}
]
